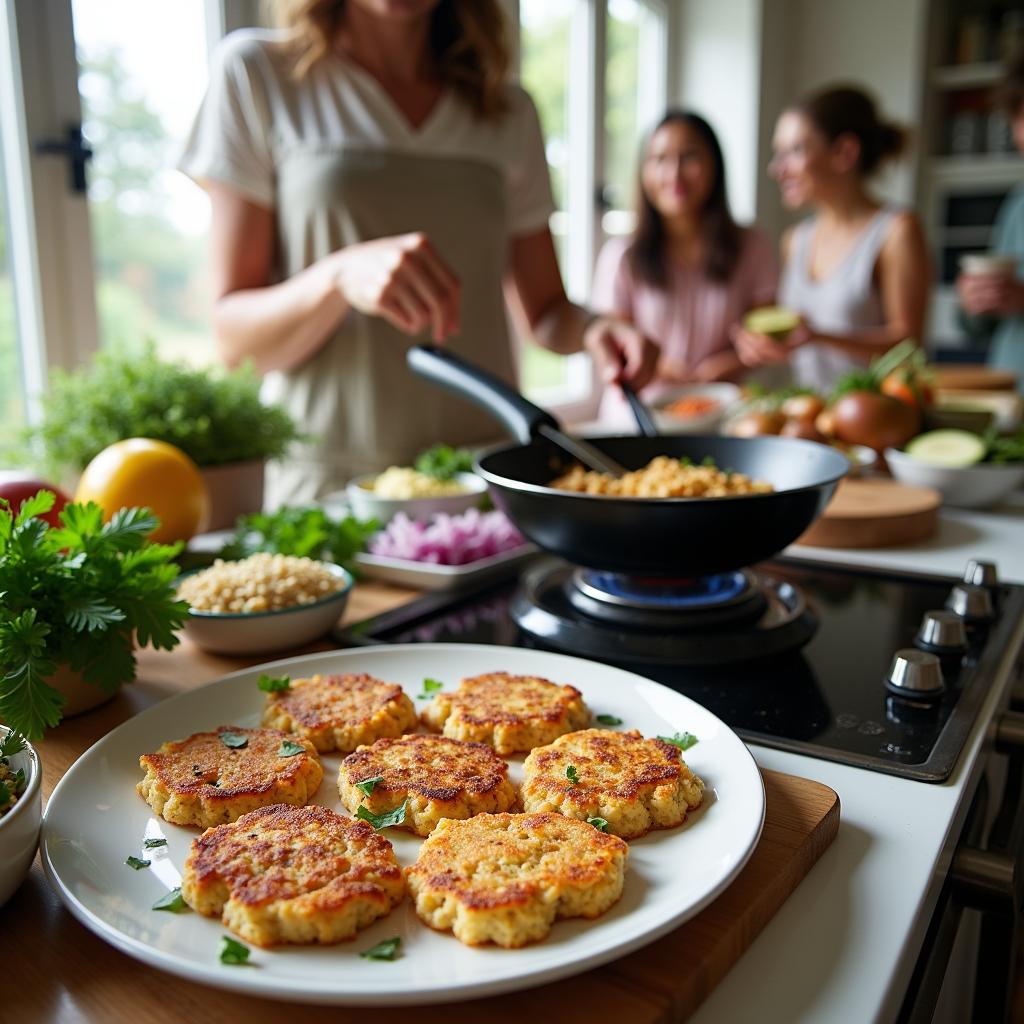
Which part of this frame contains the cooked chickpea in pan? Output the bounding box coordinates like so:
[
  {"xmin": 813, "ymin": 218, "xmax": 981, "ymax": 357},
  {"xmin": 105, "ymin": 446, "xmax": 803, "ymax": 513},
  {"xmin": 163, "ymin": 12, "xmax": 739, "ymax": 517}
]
[{"xmin": 550, "ymin": 456, "xmax": 773, "ymax": 498}]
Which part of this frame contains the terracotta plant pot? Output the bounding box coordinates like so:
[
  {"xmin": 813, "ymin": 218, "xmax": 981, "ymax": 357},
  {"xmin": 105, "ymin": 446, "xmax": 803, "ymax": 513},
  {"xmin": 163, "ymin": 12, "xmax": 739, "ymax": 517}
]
[
  {"xmin": 47, "ymin": 663, "xmax": 116, "ymax": 717},
  {"xmin": 199, "ymin": 460, "xmax": 265, "ymax": 531}
]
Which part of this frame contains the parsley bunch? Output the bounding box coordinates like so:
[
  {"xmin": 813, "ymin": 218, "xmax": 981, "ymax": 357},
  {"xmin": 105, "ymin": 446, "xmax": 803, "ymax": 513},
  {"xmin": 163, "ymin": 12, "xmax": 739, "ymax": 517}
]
[
  {"xmin": 414, "ymin": 444, "xmax": 475, "ymax": 481},
  {"xmin": 0, "ymin": 491, "xmax": 189, "ymax": 739}
]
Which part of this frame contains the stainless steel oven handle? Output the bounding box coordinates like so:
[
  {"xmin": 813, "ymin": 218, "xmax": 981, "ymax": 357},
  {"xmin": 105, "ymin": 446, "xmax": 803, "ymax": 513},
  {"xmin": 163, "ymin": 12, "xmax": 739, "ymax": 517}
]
[
  {"xmin": 994, "ymin": 709, "xmax": 1024, "ymax": 755},
  {"xmin": 950, "ymin": 846, "xmax": 1019, "ymax": 914}
]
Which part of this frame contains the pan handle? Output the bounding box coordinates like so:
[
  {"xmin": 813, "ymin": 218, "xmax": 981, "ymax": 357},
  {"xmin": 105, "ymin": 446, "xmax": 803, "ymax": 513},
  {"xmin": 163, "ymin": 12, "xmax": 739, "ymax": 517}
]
[{"xmin": 407, "ymin": 344, "xmax": 559, "ymax": 444}]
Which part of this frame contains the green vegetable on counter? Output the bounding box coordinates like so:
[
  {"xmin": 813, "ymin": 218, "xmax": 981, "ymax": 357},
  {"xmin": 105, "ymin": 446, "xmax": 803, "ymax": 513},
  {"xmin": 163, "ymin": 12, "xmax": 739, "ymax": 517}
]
[
  {"xmin": 414, "ymin": 444, "xmax": 475, "ymax": 481},
  {"xmin": 0, "ymin": 492, "xmax": 189, "ymax": 740},
  {"xmin": 356, "ymin": 800, "xmax": 408, "ymax": 831},
  {"xmin": 360, "ymin": 936, "xmax": 402, "ymax": 961}
]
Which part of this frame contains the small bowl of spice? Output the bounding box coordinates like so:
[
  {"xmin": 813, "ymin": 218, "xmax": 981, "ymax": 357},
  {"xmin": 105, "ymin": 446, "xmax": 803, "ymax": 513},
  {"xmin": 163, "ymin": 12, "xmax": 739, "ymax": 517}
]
[
  {"xmin": 177, "ymin": 553, "xmax": 354, "ymax": 655},
  {"xmin": 652, "ymin": 383, "xmax": 742, "ymax": 434},
  {"xmin": 0, "ymin": 726, "xmax": 42, "ymax": 907}
]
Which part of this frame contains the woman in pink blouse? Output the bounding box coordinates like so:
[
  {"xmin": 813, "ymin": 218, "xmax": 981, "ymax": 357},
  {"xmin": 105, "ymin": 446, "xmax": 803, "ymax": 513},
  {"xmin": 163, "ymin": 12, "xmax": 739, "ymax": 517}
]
[{"xmin": 592, "ymin": 110, "xmax": 777, "ymax": 422}]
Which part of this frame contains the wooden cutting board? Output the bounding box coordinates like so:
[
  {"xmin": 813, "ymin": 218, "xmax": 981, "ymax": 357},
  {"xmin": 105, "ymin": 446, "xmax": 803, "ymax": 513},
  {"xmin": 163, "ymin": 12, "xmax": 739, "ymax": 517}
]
[
  {"xmin": 932, "ymin": 365, "xmax": 1019, "ymax": 391},
  {"xmin": 7, "ymin": 770, "xmax": 838, "ymax": 1024},
  {"xmin": 797, "ymin": 478, "xmax": 941, "ymax": 549}
]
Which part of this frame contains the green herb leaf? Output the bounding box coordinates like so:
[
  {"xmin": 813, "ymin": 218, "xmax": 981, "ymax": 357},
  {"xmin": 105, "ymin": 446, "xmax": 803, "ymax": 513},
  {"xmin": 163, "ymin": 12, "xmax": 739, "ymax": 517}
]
[
  {"xmin": 596, "ymin": 714, "xmax": 623, "ymax": 726},
  {"xmin": 414, "ymin": 444, "xmax": 475, "ymax": 481},
  {"xmin": 587, "ymin": 817, "xmax": 610, "ymax": 832},
  {"xmin": 359, "ymin": 936, "xmax": 402, "ymax": 961},
  {"xmin": 219, "ymin": 935, "xmax": 252, "ymax": 966},
  {"xmin": 0, "ymin": 731, "xmax": 27, "ymax": 758},
  {"xmin": 278, "ymin": 740, "xmax": 305, "ymax": 757},
  {"xmin": 152, "ymin": 887, "xmax": 186, "ymax": 912},
  {"xmin": 356, "ymin": 800, "xmax": 408, "ymax": 830},
  {"xmin": 701, "ymin": 455, "xmax": 716, "ymax": 468},
  {"xmin": 125, "ymin": 855, "xmax": 151, "ymax": 870},
  {"xmin": 143, "ymin": 837, "xmax": 168, "ymax": 849},
  {"xmin": 417, "ymin": 677, "xmax": 443, "ymax": 700},
  {"xmin": 0, "ymin": 781, "xmax": 10, "ymax": 806},
  {"xmin": 13, "ymin": 768, "xmax": 26, "ymax": 795},
  {"xmin": 566, "ymin": 765, "xmax": 579, "ymax": 784},
  {"xmin": 356, "ymin": 776, "xmax": 384, "ymax": 798},
  {"xmin": 659, "ymin": 732, "xmax": 699, "ymax": 751},
  {"xmin": 257, "ymin": 674, "xmax": 290, "ymax": 693},
  {"xmin": 219, "ymin": 731, "xmax": 248, "ymax": 749}
]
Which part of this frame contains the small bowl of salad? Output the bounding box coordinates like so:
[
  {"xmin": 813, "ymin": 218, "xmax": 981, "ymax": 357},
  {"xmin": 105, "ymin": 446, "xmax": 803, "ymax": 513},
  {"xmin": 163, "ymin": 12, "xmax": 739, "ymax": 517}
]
[{"xmin": 0, "ymin": 726, "xmax": 42, "ymax": 907}]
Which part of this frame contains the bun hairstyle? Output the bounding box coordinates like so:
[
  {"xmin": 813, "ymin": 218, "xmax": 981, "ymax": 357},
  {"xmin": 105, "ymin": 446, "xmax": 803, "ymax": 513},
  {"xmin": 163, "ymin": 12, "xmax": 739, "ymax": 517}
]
[{"xmin": 796, "ymin": 85, "xmax": 907, "ymax": 176}]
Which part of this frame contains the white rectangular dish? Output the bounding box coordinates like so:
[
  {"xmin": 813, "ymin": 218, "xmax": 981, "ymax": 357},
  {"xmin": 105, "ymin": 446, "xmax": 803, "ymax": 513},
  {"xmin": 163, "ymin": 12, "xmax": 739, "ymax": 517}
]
[{"xmin": 354, "ymin": 544, "xmax": 538, "ymax": 591}]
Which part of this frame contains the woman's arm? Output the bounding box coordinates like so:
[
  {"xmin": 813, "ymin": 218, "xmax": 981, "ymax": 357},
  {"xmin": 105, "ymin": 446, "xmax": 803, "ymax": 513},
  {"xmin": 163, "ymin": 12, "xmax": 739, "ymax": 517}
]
[
  {"xmin": 208, "ymin": 183, "xmax": 460, "ymax": 374},
  {"xmin": 504, "ymin": 228, "xmax": 659, "ymax": 388}
]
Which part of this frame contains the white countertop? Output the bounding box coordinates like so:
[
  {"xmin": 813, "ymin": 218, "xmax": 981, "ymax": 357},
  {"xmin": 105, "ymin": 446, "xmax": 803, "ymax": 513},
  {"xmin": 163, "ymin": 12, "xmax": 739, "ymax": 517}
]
[{"xmin": 688, "ymin": 502, "xmax": 1024, "ymax": 1024}]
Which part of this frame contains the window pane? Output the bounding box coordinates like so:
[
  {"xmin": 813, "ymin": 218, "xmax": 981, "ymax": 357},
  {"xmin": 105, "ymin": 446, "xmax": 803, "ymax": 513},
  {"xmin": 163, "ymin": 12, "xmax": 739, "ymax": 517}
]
[
  {"xmin": 71, "ymin": 0, "xmax": 213, "ymax": 365},
  {"xmin": 0, "ymin": 153, "xmax": 26, "ymax": 433},
  {"xmin": 519, "ymin": 0, "xmax": 574, "ymax": 396},
  {"xmin": 604, "ymin": 0, "xmax": 643, "ymax": 241}
]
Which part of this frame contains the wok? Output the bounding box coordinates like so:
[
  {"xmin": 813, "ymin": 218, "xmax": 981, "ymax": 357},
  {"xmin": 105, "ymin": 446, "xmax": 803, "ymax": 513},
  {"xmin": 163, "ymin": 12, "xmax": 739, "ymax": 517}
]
[{"xmin": 408, "ymin": 345, "xmax": 848, "ymax": 577}]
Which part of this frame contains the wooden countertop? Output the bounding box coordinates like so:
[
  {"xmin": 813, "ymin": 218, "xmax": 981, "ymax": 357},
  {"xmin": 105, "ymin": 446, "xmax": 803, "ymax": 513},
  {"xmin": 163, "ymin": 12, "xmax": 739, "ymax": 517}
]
[{"xmin": 7, "ymin": 579, "xmax": 839, "ymax": 1022}]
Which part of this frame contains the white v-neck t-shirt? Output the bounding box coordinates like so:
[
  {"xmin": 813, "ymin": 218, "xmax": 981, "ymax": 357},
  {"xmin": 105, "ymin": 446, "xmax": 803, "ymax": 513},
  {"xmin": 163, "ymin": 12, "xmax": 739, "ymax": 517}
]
[{"xmin": 180, "ymin": 29, "xmax": 556, "ymax": 505}]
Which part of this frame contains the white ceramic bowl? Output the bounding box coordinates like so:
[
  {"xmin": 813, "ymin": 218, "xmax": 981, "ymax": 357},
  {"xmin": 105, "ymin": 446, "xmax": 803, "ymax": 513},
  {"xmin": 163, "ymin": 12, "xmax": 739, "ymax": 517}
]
[
  {"xmin": 651, "ymin": 382, "xmax": 743, "ymax": 434},
  {"xmin": 346, "ymin": 471, "xmax": 488, "ymax": 525},
  {"xmin": 885, "ymin": 447, "xmax": 1024, "ymax": 509},
  {"xmin": 0, "ymin": 725, "xmax": 42, "ymax": 907},
  {"xmin": 180, "ymin": 562, "xmax": 354, "ymax": 655}
]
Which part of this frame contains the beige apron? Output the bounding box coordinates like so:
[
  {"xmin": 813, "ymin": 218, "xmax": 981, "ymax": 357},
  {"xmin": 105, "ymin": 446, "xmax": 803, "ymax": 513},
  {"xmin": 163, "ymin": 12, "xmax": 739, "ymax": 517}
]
[{"xmin": 262, "ymin": 146, "xmax": 514, "ymax": 506}]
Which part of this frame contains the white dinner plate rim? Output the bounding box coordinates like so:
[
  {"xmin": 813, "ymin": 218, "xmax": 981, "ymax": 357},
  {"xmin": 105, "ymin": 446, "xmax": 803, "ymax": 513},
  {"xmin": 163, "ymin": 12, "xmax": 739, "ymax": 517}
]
[{"xmin": 41, "ymin": 644, "xmax": 765, "ymax": 1006}]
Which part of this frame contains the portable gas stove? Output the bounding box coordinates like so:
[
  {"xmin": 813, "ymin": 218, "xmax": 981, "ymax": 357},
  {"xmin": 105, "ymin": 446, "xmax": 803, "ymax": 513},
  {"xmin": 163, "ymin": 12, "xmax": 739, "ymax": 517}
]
[{"xmin": 341, "ymin": 554, "xmax": 1024, "ymax": 782}]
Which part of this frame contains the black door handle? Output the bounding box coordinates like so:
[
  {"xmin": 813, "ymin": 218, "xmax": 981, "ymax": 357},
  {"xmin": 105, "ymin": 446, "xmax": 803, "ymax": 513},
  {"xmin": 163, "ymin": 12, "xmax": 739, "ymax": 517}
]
[{"xmin": 35, "ymin": 123, "xmax": 93, "ymax": 194}]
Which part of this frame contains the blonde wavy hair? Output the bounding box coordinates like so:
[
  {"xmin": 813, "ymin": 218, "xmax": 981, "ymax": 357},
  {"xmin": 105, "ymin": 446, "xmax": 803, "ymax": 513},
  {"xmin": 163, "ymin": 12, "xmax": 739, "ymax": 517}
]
[{"xmin": 270, "ymin": 0, "xmax": 510, "ymax": 119}]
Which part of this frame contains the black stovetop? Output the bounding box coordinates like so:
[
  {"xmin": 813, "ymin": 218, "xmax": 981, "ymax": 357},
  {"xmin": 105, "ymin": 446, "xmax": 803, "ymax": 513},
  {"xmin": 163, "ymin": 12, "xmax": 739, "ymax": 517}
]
[{"xmin": 340, "ymin": 557, "xmax": 1024, "ymax": 781}]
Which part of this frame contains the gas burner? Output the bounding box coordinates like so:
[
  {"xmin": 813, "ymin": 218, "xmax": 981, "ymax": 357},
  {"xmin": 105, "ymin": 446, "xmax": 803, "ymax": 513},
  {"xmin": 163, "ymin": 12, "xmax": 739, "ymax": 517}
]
[{"xmin": 510, "ymin": 558, "xmax": 817, "ymax": 665}]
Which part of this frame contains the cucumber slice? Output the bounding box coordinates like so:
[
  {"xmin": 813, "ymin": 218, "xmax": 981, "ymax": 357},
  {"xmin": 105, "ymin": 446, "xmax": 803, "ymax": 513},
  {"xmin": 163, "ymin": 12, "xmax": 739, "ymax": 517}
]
[
  {"xmin": 743, "ymin": 306, "xmax": 800, "ymax": 340},
  {"xmin": 904, "ymin": 429, "xmax": 986, "ymax": 467}
]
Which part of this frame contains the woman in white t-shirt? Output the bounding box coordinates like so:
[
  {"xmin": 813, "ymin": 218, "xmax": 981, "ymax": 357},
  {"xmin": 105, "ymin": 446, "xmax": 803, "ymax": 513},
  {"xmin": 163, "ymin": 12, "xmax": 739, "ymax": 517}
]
[{"xmin": 180, "ymin": 0, "xmax": 658, "ymax": 505}]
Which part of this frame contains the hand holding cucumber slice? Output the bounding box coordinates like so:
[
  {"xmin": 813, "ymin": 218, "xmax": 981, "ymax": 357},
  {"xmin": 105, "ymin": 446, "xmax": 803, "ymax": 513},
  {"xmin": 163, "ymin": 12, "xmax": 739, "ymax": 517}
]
[{"xmin": 904, "ymin": 429, "xmax": 987, "ymax": 467}]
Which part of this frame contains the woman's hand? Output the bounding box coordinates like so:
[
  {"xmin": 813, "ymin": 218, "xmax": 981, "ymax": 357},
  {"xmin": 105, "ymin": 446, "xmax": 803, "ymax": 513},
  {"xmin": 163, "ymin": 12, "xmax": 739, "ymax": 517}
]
[
  {"xmin": 733, "ymin": 319, "xmax": 812, "ymax": 367},
  {"xmin": 331, "ymin": 232, "xmax": 461, "ymax": 342},
  {"xmin": 583, "ymin": 315, "xmax": 660, "ymax": 390},
  {"xmin": 957, "ymin": 272, "xmax": 1024, "ymax": 318}
]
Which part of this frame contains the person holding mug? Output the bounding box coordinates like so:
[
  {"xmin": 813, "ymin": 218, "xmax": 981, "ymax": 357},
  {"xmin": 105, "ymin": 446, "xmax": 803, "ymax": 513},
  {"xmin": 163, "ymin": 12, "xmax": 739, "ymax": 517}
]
[
  {"xmin": 180, "ymin": 0, "xmax": 659, "ymax": 506},
  {"xmin": 734, "ymin": 85, "xmax": 930, "ymax": 391},
  {"xmin": 957, "ymin": 53, "xmax": 1024, "ymax": 391}
]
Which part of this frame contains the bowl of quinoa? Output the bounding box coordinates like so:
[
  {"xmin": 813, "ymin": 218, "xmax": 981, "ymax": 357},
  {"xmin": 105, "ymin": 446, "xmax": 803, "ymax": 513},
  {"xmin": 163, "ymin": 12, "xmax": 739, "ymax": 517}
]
[
  {"xmin": 177, "ymin": 553, "xmax": 354, "ymax": 655},
  {"xmin": 0, "ymin": 726, "xmax": 41, "ymax": 907}
]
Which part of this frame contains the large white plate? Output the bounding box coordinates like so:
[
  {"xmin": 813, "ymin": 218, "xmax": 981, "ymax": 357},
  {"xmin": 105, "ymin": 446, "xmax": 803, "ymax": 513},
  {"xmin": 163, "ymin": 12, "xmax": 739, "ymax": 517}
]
[{"xmin": 41, "ymin": 644, "xmax": 765, "ymax": 1006}]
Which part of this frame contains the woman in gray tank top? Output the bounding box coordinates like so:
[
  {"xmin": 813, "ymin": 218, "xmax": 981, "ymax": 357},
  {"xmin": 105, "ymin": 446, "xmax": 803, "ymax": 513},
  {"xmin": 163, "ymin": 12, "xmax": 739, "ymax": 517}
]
[{"xmin": 734, "ymin": 86, "xmax": 930, "ymax": 392}]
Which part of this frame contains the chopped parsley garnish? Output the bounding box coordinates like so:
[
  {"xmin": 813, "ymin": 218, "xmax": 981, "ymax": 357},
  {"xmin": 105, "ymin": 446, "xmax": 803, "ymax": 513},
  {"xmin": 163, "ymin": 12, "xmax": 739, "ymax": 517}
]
[
  {"xmin": 596, "ymin": 714, "xmax": 623, "ymax": 726},
  {"xmin": 659, "ymin": 732, "xmax": 699, "ymax": 751},
  {"xmin": 152, "ymin": 887, "xmax": 186, "ymax": 912},
  {"xmin": 12, "ymin": 768, "xmax": 26, "ymax": 795},
  {"xmin": 257, "ymin": 674, "xmax": 290, "ymax": 693},
  {"xmin": 701, "ymin": 455, "xmax": 716, "ymax": 468},
  {"xmin": 0, "ymin": 781, "xmax": 10, "ymax": 805},
  {"xmin": 0, "ymin": 731, "xmax": 27, "ymax": 759},
  {"xmin": 278, "ymin": 740, "xmax": 305, "ymax": 758},
  {"xmin": 125, "ymin": 855, "xmax": 151, "ymax": 870},
  {"xmin": 587, "ymin": 817, "xmax": 609, "ymax": 832},
  {"xmin": 565, "ymin": 765, "xmax": 579, "ymax": 785},
  {"xmin": 360, "ymin": 936, "xmax": 402, "ymax": 961},
  {"xmin": 219, "ymin": 935, "xmax": 251, "ymax": 965},
  {"xmin": 356, "ymin": 800, "xmax": 408, "ymax": 830},
  {"xmin": 356, "ymin": 775, "xmax": 384, "ymax": 798},
  {"xmin": 143, "ymin": 837, "xmax": 168, "ymax": 849},
  {"xmin": 219, "ymin": 731, "xmax": 248, "ymax": 749},
  {"xmin": 417, "ymin": 677, "xmax": 444, "ymax": 700}
]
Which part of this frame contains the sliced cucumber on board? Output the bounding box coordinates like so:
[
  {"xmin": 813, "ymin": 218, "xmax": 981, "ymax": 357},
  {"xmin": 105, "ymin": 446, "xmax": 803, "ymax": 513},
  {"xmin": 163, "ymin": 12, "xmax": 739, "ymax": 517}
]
[{"xmin": 904, "ymin": 429, "xmax": 986, "ymax": 467}]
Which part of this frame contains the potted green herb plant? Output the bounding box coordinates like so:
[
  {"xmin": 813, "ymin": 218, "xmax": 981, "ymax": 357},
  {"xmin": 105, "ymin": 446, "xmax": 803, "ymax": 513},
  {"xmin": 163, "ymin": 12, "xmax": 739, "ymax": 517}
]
[
  {"xmin": 25, "ymin": 342, "xmax": 301, "ymax": 529},
  {"xmin": 0, "ymin": 491, "xmax": 189, "ymax": 739}
]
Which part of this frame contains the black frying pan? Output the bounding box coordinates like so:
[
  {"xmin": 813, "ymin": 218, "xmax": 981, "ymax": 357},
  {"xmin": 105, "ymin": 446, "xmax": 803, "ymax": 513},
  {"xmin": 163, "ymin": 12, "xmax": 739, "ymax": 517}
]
[{"xmin": 408, "ymin": 345, "xmax": 848, "ymax": 577}]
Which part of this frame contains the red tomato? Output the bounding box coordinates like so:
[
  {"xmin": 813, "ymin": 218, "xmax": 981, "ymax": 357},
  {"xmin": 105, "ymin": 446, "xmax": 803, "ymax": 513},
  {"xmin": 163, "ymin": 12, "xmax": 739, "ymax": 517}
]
[
  {"xmin": 881, "ymin": 372, "xmax": 934, "ymax": 412},
  {"xmin": 0, "ymin": 473, "xmax": 71, "ymax": 527}
]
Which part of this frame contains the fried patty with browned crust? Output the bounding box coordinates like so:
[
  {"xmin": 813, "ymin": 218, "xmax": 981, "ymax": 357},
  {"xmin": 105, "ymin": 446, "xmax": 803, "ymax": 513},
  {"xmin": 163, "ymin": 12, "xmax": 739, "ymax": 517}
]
[
  {"xmin": 137, "ymin": 726, "xmax": 322, "ymax": 828},
  {"xmin": 520, "ymin": 728, "xmax": 704, "ymax": 839},
  {"xmin": 406, "ymin": 812, "xmax": 627, "ymax": 947},
  {"xmin": 262, "ymin": 672, "xmax": 417, "ymax": 754},
  {"xmin": 181, "ymin": 803, "xmax": 404, "ymax": 946},
  {"xmin": 338, "ymin": 734, "xmax": 517, "ymax": 836},
  {"xmin": 420, "ymin": 672, "xmax": 591, "ymax": 754}
]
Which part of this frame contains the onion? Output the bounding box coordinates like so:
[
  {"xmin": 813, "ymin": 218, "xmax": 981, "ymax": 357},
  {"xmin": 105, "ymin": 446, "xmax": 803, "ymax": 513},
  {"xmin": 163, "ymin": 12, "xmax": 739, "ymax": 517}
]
[
  {"xmin": 831, "ymin": 392, "xmax": 920, "ymax": 452},
  {"xmin": 369, "ymin": 509, "xmax": 526, "ymax": 565}
]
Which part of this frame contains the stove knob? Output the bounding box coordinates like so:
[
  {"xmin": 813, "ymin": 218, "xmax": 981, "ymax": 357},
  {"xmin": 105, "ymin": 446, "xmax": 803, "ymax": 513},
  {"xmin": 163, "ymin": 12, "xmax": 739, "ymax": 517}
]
[
  {"xmin": 963, "ymin": 560, "xmax": 998, "ymax": 588},
  {"xmin": 945, "ymin": 583, "xmax": 995, "ymax": 622},
  {"xmin": 886, "ymin": 648, "xmax": 945, "ymax": 698},
  {"xmin": 915, "ymin": 610, "xmax": 968, "ymax": 652}
]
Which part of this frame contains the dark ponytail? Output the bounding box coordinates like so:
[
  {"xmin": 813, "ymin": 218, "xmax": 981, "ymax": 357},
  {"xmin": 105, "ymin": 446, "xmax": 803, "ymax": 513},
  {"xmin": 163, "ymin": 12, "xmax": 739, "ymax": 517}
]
[
  {"xmin": 796, "ymin": 85, "xmax": 907, "ymax": 176},
  {"xmin": 626, "ymin": 110, "xmax": 741, "ymax": 288}
]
